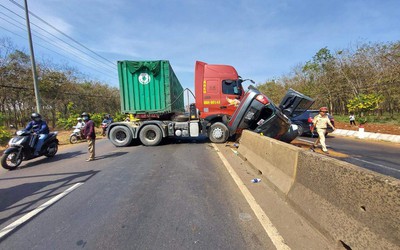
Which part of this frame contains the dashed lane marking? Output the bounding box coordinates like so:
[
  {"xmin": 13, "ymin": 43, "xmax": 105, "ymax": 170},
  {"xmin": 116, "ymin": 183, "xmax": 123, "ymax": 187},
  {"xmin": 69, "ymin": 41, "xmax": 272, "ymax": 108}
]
[
  {"xmin": 0, "ymin": 182, "xmax": 84, "ymax": 240},
  {"xmin": 351, "ymin": 158, "xmax": 400, "ymax": 173}
]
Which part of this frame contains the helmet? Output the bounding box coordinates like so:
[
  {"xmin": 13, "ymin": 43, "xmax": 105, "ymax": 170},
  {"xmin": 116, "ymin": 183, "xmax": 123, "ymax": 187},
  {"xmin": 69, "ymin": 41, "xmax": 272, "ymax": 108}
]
[
  {"xmin": 31, "ymin": 112, "xmax": 42, "ymax": 122},
  {"xmin": 77, "ymin": 117, "xmax": 82, "ymax": 121},
  {"xmin": 319, "ymin": 107, "xmax": 328, "ymax": 112},
  {"xmin": 81, "ymin": 112, "xmax": 90, "ymax": 121}
]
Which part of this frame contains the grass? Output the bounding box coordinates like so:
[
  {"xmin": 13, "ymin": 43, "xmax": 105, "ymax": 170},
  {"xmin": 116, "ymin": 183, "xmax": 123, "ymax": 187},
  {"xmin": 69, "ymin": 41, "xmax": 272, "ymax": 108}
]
[{"xmin": 334, "ymin": 113, "xmax": 400, "ymax": 125}]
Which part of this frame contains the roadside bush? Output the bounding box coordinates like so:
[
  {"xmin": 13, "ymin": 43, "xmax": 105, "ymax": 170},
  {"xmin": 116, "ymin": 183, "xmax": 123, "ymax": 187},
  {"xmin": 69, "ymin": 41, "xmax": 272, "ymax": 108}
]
[{"xmin": 0, "ymin": 126, "xmax": 12, "ymax": 145}]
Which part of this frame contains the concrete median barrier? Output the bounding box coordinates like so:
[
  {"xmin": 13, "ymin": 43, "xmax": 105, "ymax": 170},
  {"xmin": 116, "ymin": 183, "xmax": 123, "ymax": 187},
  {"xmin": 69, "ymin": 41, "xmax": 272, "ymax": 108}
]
[
  {"xmin": 237, "ymin": 130, "xmax": 299, "ymax": 195},
  {"xmin": 238, "ymin": 130, "xmax": 400, "ymax": 249}
]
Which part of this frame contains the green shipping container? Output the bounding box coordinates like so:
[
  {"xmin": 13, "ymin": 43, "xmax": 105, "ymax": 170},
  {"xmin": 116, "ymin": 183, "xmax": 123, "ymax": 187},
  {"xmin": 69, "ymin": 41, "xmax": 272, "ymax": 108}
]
[{"xmin": 117, "ymin": 60, "xmax": 185, "ymax": 115}]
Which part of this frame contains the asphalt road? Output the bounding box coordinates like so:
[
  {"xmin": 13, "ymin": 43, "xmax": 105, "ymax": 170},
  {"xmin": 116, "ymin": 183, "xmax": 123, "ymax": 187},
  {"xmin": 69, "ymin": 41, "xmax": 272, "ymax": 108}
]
[
  {"xmin": 299, "ymin": 134, "xmax": 400, "ymax": 179},
  {"xmin": 2, "ymin": 133, "xmax": 395, "ymax": 249},
  {"xmin": 0, "ymin": 139, "xmax": 279, "ymax": 249}
]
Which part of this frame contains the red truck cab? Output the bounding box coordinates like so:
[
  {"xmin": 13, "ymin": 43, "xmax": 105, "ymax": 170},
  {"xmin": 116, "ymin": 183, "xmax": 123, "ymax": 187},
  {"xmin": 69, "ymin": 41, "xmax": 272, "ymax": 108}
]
[{"xmin": 194, "ymin": 61, "xmax": 245, "ymax": 120}]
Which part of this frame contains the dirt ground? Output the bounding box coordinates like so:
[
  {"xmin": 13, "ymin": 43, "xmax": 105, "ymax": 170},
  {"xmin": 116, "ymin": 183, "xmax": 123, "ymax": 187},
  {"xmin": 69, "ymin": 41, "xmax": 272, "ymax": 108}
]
[{"xmin": 334, "ymin": 121, "xmax": 400, "ymax": 135}]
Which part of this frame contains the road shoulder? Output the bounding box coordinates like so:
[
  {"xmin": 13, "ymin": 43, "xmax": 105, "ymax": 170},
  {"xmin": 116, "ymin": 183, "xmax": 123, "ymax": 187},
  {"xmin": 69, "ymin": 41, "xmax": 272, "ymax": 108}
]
[{"xmin": 213, "ymin": 142, "xmax": 337, "ymax": 250}]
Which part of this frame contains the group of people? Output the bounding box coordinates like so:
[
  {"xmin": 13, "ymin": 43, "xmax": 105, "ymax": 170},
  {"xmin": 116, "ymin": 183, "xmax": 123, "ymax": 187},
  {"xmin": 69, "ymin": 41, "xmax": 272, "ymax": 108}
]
[{"xmin": 24, "ymin": 112, "xmax": 102, "ymax": 162}]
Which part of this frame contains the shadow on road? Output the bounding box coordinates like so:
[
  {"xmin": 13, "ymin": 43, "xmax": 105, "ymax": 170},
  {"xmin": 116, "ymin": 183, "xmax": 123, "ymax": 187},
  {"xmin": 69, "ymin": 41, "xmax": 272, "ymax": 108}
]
[
  {"xmin": 12, "ymin": 150, "xmax": 86, "ymax": 171},
  {"xmin": 7, "ymin": 150, "xmax": 128, "ymax": 171},
  {"xmin": 0, "ymin": 170, "xmax": 99, "ymax": 241}
]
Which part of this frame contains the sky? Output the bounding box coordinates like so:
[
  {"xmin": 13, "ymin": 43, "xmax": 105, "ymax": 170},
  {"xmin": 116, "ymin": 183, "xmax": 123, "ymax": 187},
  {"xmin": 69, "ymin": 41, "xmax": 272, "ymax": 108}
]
[{"xmin": 1, "ymin": 0, "xmax": 399, "ymax": 95}]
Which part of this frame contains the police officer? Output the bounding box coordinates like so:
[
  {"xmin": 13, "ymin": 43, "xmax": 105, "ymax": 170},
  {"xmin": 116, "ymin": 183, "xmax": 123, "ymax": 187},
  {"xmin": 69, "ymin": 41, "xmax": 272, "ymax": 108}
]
[
  {"xmin": 312, "ymin": 107, "xmax": 335, "ymax": 154},
  {"xmin": 25, "ymin": 113, "xmax": 50, "ymax": 156}
]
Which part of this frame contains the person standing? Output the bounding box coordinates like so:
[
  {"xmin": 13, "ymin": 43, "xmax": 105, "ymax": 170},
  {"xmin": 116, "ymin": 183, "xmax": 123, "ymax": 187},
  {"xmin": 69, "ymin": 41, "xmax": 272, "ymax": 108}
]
[
  {"xmin": 81, "ymin": 112, "xmax": 96, "ymax": 161},
  {"xmin": 312, "ymin": 107, "xmax": 335, "ymax": 154},
  {"xmin": 349, "ymin": 113, "xmax": 356, "ymax": 126}
]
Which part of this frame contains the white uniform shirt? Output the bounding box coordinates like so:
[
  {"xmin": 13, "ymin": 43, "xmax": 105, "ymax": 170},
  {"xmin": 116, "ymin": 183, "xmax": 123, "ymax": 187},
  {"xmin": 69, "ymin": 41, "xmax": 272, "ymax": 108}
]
[{"xmin": 313, "ymin": 114, "xmax": 333, "ymax": 129}]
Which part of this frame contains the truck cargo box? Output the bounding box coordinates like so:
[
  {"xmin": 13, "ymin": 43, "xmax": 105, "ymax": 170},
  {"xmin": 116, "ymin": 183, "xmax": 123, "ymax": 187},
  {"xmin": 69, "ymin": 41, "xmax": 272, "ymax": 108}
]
[{"xmin": 117, "ymin": 60, "xmax": 184, "ymax": 115}]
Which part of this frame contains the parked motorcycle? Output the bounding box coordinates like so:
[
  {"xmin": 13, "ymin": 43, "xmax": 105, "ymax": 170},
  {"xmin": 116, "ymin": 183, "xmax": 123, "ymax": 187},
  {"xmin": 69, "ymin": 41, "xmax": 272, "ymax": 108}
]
[
  {"xmin": 1, "ymin": 130, "xmax": 59, "ymax": 170},
  {"xmin": 69, "ymin": 126, "xmax": 84, "ymax": 144}
]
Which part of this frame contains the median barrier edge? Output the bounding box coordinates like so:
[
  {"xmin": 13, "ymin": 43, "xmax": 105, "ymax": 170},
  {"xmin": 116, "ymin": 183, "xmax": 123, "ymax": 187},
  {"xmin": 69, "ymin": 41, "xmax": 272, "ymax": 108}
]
[{"xmin": 237, "ymin": 130, "xmax": 400, "ymax": 249}]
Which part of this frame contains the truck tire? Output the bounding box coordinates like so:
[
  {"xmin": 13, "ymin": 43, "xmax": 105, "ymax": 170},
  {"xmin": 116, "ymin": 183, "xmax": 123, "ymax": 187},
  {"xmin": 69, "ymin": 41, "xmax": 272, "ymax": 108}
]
[
  {"xmin": 139, "ymin": 124, "xmax": 162, "ymax": 146},
  {"xmin": 209, "ymin": 122, "xmax": 229, "ymax": 143},
  {"xmin": 109, "ymin": 126, "xmax": 133, "ymax": 147}
]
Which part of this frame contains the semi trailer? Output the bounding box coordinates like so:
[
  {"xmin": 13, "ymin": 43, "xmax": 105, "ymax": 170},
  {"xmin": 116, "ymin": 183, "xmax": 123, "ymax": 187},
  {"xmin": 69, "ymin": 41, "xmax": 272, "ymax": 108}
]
[{"xmin": 107, "ymin": 60, "xmax": 314, "ymax": 147}]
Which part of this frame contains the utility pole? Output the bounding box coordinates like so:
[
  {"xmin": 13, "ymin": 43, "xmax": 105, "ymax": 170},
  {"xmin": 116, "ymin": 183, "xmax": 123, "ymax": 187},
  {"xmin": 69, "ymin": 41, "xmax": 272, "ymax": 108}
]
[{"xmin": 24, "ymin": 0, "xmax": 41, "ymax": 114}]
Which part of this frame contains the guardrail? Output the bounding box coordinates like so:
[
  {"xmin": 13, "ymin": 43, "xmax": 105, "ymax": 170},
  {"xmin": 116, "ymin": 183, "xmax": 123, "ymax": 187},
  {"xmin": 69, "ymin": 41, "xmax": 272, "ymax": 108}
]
[{"xmin": 237, "ymin": 130, "xmax": 400, "ymax": 249}]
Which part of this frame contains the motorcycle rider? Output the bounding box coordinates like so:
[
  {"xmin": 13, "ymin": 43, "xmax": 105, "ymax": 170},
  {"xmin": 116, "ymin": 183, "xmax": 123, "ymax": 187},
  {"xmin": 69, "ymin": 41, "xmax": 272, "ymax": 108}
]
[
  {"xmin": 24, "ymin": 112, "xmax": 50, "ymax": 156},
  {"xmin": 101, "ymin": 114, "xmax": 113, "ymax": 136},
  {"xmin": 75, "ymin": 117, "xmax": 85, "ymax": 137},
  {"xmin": 75, "ymin": 117, "xmax": 85, "ymax": 129}
]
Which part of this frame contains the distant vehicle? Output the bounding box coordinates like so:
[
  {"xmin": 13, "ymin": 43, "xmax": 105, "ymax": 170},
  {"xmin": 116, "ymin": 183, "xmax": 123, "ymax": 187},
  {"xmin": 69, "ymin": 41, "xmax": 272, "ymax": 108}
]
[
  {"xmin": 69, "ymin": 126, "xmax": 85, "ymax": 144},
  {"xmin": 290, "ymin": 110, "xmax": 335, "ymax": 136}
]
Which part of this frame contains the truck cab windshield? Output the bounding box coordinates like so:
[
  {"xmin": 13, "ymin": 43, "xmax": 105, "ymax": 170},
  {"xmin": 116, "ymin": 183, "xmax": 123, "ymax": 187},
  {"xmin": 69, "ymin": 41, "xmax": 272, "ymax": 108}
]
[{"xmin": 222, "ymin": 79, "xmax": 243, "ymax": 96}]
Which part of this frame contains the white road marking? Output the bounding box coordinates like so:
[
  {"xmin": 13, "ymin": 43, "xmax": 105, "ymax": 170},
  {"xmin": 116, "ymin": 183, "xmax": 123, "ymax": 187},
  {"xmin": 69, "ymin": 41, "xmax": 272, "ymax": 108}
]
[
  {"xmin": 296, "ymin": 138, "xmax": 315, "ymax": 144},
  {"xmin": 212, "ymin": 143, "xmax": 291, "ymax": 250},
  {"xmin": 351, "ymin": 158, "xmax": 400, "ymax": 173},
  {"xmin": 0, "ymin": 182, "xmax": 84, "ymax": 239}
]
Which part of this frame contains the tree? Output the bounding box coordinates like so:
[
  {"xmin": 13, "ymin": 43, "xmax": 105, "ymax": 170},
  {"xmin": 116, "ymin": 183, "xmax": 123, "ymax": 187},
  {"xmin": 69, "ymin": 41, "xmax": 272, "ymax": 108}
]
[{"xmin": 347, "ymin": 93, "xmax": 384, "ymax": 116}]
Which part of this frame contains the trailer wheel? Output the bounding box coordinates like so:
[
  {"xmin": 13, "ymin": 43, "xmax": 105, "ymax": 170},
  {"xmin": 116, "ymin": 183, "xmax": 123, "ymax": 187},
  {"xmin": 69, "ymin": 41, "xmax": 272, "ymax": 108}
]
[
  {"xmin": 209, "ymin": 122, "xmax": 229, "ymax": 143},
  {"xmin": 139, "ymin": 125, "xmax": 162, "ymax": 146},
  {"xmin": 109, "ymin": 126, "xmax": 133, "ymax": 147}
]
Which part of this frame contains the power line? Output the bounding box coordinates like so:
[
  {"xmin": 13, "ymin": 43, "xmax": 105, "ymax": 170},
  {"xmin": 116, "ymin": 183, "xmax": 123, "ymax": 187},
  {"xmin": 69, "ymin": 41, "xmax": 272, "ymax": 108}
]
[
  {"xmin": 0, "ymin": 4, "xmax": 115, "ymax": 72},
  {"xmin": 0, "ymin": 25, "xmax": 116, "ymax": 79},
  {"xmin": 0, "ymin": 84, "xmax": 118, "ymax": 98},
  {"xmin": 0, "ymin": 2, "xmax": 117, "ymax": 83},
  {"xmin": 8, "ymin": 0, "xmax": 116, "ymax": 66}
]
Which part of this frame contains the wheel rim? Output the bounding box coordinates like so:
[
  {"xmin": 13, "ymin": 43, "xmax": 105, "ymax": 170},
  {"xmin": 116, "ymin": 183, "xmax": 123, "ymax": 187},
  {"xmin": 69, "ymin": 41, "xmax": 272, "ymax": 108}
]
[
  {"xmin": 70, "ymin": 136, "xmax": 78, "ymax": 144},
  {"xmin": 47, "ymin": 144, "xmax": 58, "ymax": 156},
  {"xmin": 115, "ymin": 131, "xmax": 127, "ymax": 142},
  {"xmin": 146, "ymin": 130, "xmax": 156, "ymax": 141},
  {"xmin": 212, "ymin": 127, "xmax": 223, "ymax": 139},
  {"xmin": 6, "ymin": 152, "xmax": 22, "ymax": 168}
]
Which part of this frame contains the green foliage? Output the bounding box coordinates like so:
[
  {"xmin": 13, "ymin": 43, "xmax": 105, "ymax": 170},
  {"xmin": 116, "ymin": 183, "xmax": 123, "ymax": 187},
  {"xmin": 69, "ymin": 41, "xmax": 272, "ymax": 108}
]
[
  {"xmin": 0, "ymin": 126, "xmax": 12, "ymax": 145},
  {"xmin": 0, "ymin": 113, "xmax": 11, "ymax": 144},
  {"xmin": 257, "ymin": 80, "xmax": 287, "ymax": 103},
  {"xmin": 1, "ymin": 39, "xmax": 121, "ymax": 129},
  {"xmin": 347, "ymin": 93, "xmax": 384, "ymax": 114},
  {"xmin": 113, "ymin": 113, "xmax": 128, "ymax": 122},
  {"xmin": 56, "ymin": 112, "xmax": 81, "ymax": 129},
  {"xmin": 335, "ymin": 113, "xmax": 399, "ymax": 125},
  {"xmin": 90, "ymin": 113, "xmax": 103, "ymax": 127}
]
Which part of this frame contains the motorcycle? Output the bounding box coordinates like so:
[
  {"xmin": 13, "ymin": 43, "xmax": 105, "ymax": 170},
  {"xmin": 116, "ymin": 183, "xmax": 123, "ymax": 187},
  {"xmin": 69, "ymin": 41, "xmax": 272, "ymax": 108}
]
[
  {"xmin": 1, "ymin": 130, "xmax": 59, "ymax": 170},
  {"xmin": 69, "ymin": 126, "xmax": 84, "ymax": 144},
  {"xmin": 101, "ymin": 122, "xmax": 110, "ymax": 136}
]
